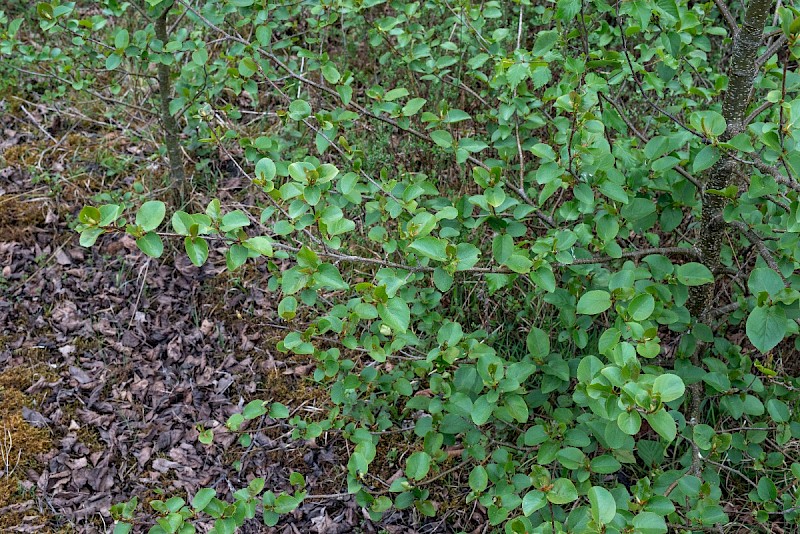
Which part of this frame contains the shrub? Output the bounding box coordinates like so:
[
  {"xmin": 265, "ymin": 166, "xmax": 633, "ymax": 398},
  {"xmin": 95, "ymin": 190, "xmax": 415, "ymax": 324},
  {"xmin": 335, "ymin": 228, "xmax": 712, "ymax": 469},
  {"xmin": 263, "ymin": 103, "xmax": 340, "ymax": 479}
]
[{"xmin": 4, "ymin": 0, "xmax": 800, "ymax": 532}]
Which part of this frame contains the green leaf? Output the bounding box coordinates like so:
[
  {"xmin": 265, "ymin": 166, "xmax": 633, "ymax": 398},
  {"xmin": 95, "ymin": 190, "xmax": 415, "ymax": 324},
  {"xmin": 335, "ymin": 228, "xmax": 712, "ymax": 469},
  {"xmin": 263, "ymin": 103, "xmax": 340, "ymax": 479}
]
[
  {"xmin": 471, "ymin": 396, "xmax": 494, "ymax": 426},
  {"xmin": 97, "ymin": 204, "xmax": 123, "ymax": 226},
  {"xmin": 79, "ymin": 206, "xmax": 102, "ymax": 225},
  {"xmin": 767, "ymin": 399, "xmax": 790, "ymax": 423},
  {"xmin": 430, "ymin": 130, "xmax": 453, "ymax": 148},
  {"xmin": 746, "ymin": 305, "xmax": 787, "ymax": 353},
  {"xmin": 384, "ymin": 87, "xmax": 409, "ymax": 101},
  {"xmin": 652, "ymin": 374, "xmax": 685, "ymax": 402},
  {"xmin": 238, "ymin": 57, "xmax": 257, "ymax": 77},
  {"xmin": 617, "ymin": 410, "xmax": 642, "ymax": 435},
  {"xmin": 243, "ymin": 400, "xmax": 267, "ymax": 420},
  {"xmin": 244, "ymin": 236, "xmax": 273, "ymax": 257},
  {"xmin": 402, "ymin": 98, "xmax": 427, "ymax": 116},
  {"xmin": 114, "ymin": 29, "xmax": 129, "ymax": 49},
  {"xmin": 693, "ymin": 424, "xmax": 715, "ymax": 450},
  {"xmin": 408, "ymin": 237, "xmax": 448, "ymax": 262},
  {"xmin": 321, "ymin": 63, "xmax": 341, "ymax": 84},
  {"xmin": 546, "ymin": 478, "xmax": 578, "ymax": 504},
  {"xmin": 504, "ymin": 254, "xmax": 532, "ymax": 274},
  {"xmin": 220, "ymin": 210, "xmax": 250, "ymax": 232},
  {"xmin": 469, "ymin": 465, "xmax": 488, "ymax": 493},
  {"xmin": 278, "ymin": 296, "xmax": 298, "ymax": 320},
  {"xmin": 692, "ymin": 145, "xmax": 720, "ymax": 173},
  {"xmin": 378, "ymin": 297, "xmax": 410, "ymax": 334},
  {"xmin": 80, "ymin": 228, "xmax": 104, "ymax": 247},
  {"xmin": 314, "ymin": 264, "xmax": 349, "ymax": 290},
  {"xmin": 532, "ymin": 30, "xmax": 559, "ymax": 55},
  {"xmin": 589, "ymin": 486, "xmax": 616, "ymax": 525},
  {"xmin": 433, "ymin": 267, "xmax": 454, "ymax": 292},
  {"xmin": 37, "ymin": 3, "xmax": 54, "ymax": 20},
  {"xmin": 289, "ymin": 472, "xmax": 306, "ymax": 487},
  {"xmin": 255, "ymin": 158, "xmax": 276, "ymax": 181},
  {"xmin": 192, "ymin": 47, "xmax": 208, "ymax": 65},
  {"xmin": 505, "ymin": 394, "xmax": 529, "ymax": 423},
  {"xmin": 748, "ymin": 267, "xmax": 785, "ymax": 297},
  {"xmin": 526, "ymin": 327, "xmax": 550, "ymax": 358},
  {"xmin": 270, "ymin": 402, "xmax": 290, "ymax": 419},
  {"xmin": 226, "ymin": 244, "xmax": 249, "ymax": 271},
  {"xmin": 136, "ymin": 201, "xmax": 166, "ymax": 232},
  {"xmin": 521, "ymin": 490, "xmax": 547, "ymax": 516},
  {"xmin": 676, "ymin": 262, "xmax": 714, "ymax": 286},
  {"xmin": 105, "ymin": 53, "xmax": 122, "ymax": 71},
  {"xmin": 184, "ymin": 237, "xmax": 209, "ymax": 267},
  {"xmin": 577, "ymin": 290, "xmax": 612, "ymax": 315},
  {"xmin": 136, "ymin": 232, "xmax": 163, "ymax": 258},
  {"xmin": 506, "ymin": 63, "xmax": 529, "ymax": 87},
  {"xmin": 644, "ymin": 409, "xmax": 677, "ymax": 443},
  {"xmin": 627, "ymin": 293, "xmax": 655, "ymax": 321},
  {"xmin": 405, "ymin": 451, "xmax": 431, "ymax": 480},
  {"xmin": 656, "ymin": 0, "xmax": 679, "ymax": 20},
  {"xmin": 288, "ymin": 99, "xmax": 312, "ymax": 120},
  {"xmin": 757, "ymin": 476, "xmax": 778, "ymax": 501},
  {"xmin": 192, "ymin": 488, "xmax": 216, "ymax": 511},
  {"xmin": 631, "ymin": 512, "xmax": 667, "ymax": 534},
  {"xmin": 556, "ymin": 447, "xmax": 585, "ymax": 469},
  {"xmin": 590, "ymin": 455, "xmax": 621, "ymax": 474}
]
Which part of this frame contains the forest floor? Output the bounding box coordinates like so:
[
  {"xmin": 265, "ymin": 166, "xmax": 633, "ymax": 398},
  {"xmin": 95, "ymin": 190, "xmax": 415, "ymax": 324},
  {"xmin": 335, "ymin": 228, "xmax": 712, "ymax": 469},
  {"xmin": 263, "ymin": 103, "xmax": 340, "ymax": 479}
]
[{"xmin": 0, "ymin": 104, "xmax": 474, "ymax": 533}]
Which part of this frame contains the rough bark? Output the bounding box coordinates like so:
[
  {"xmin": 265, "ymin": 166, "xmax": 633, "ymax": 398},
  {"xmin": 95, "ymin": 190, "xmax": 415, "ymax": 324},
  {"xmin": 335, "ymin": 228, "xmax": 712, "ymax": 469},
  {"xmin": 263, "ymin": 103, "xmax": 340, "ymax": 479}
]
[
  {"xmin": 688, "ymin": 0, "xmax": 774, "ymax": 320},
  {"xmin": 154, "ymin": 2, "xmax": 186, "ymax": 201},
  {"xmin": 687, "ymin": 0, "xmax": 774, "ymax": 477}
]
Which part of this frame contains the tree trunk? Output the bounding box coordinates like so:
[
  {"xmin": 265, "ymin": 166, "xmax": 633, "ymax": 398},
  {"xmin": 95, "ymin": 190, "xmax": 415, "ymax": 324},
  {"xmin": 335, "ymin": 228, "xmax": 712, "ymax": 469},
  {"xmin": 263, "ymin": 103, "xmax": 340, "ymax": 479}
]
[
  {"xmin": 688, "ymin": 0, "xmax": 774, "ymax": 320},
  {"xmin": 153, "ymin": 2, "xmax": 186, "ymax": 202}
]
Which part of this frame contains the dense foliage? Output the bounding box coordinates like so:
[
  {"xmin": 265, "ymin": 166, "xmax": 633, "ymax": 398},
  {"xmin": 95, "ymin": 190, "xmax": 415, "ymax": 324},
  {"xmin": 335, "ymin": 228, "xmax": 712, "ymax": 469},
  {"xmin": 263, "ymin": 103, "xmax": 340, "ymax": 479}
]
[{"xmin": 3, "ymin": 0, "xmax": 800, "ymax": 532}]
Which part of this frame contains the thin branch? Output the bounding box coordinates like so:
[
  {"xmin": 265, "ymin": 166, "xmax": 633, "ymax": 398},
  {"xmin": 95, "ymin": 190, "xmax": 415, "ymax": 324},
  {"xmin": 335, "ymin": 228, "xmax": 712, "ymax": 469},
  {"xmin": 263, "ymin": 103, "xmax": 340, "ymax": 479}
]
[
  {"xmin": 729, "ymin": 220, "xmax": 789, "ymax": 286},
  {"xmin": 559, "ymin": 247, "xmax": 699, "ymax": 266},
  {"xmin": 444, "ymin": 75, "xmax": 490, "ymax": 107},
  {"xmin": 598, "ymin": 93, "xmax": 648, "ymax": 143},
  {"xmin": 710, "ymin": 301, "xmax": 743, "ymax": 319},
  {"xmin": 18, "ymin": 105, "xmax": 57, "ymax": 143},
  {"xmin": 705, "ymin": 458, "xmax": 758, "ymax": 489},
  {"xmin": 743, "ymin": 98, "xmax": 776, "ymax": 126},
  {"xmin": 153, "ymin": 231, "xmax": 504, "ymax": 274},
  {"xmin": 755, "ymin": 34, "xmax": 787, "ymax": 69},
  {"xmin": 747, "ymin": 158, "xmax": 800, "ymax": 193},
  {"xmin": 10, "ymin": 66, "xmax": 158, "ymax": 117},
  {"xmin": 615, "ymin": 4, "xmax": 707, "ymax": 141},
  {"xmin": 599, "ymin": 93, "xmax": 702, "ymax": 189},
  {"xmin": 714, "ymin": 0, "xmax": 740, "ymax": 36}
]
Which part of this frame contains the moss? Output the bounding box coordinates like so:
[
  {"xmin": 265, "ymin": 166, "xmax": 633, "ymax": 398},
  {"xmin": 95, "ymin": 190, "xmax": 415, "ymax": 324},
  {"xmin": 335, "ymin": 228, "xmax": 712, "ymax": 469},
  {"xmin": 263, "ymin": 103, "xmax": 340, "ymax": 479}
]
[
  {"xmin": 1, "ymin": 142, "xmax": 42, "ymax": 167},
  {"xmin": 0, "ymin": 195, "xmax": 47, "ymax": 241},
  {"xmin": 0, "ymin": 352, "xmax": 60, "ymax": 529},
  {"xmin": 0, "ymin": 381, "xmax": 53, "ymax": 530}
]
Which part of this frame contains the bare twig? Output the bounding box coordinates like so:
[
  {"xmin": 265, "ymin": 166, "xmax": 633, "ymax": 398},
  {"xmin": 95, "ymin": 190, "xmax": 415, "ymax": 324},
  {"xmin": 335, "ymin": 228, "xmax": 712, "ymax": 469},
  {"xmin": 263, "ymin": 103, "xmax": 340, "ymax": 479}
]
[{"xmin": 18, "ymin": 105, "xmax": 57, "ymax": 143}]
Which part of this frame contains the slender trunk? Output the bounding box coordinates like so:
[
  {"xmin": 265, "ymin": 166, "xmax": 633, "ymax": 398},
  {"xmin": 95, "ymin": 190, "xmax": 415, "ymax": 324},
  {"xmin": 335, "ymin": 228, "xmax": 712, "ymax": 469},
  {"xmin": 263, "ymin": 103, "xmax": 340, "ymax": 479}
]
[
  {"xmin": 687, "ymin": 0, "xmax": 773, "ymax": 476},
  {"xmin": 153, "ymin": 2, "xmax": 186, "ymax": 202},
  {"xmin": 688, "ymin": 0, "xmax": 773, "ymax": 320}
]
